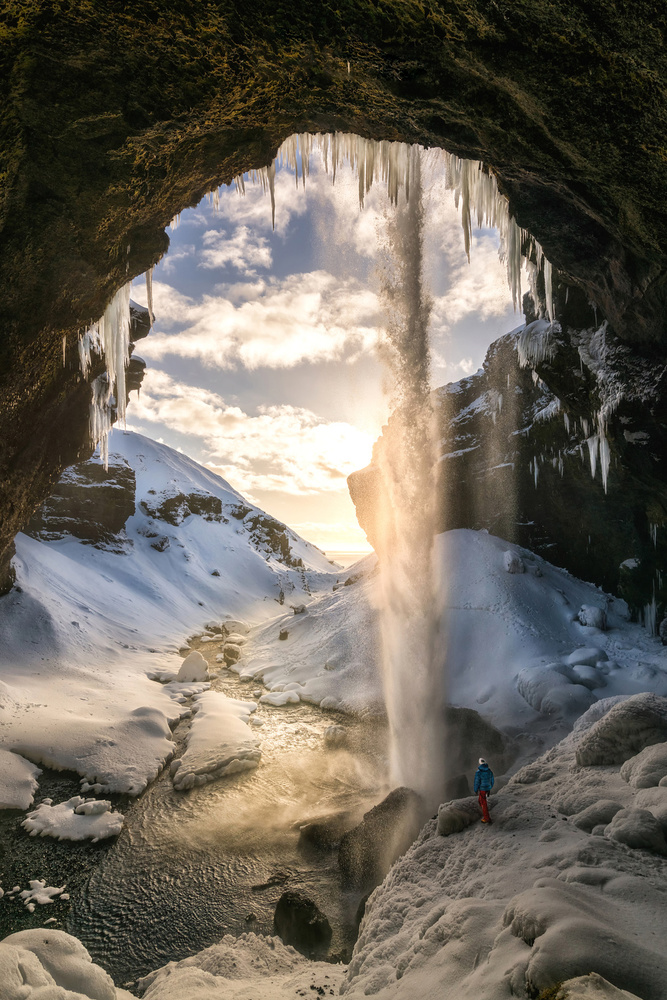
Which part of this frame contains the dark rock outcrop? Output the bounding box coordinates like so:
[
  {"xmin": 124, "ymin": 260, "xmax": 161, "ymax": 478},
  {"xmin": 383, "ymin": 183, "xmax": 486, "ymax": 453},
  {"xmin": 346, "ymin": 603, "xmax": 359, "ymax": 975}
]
[
  {"xmin": 273, "ymin": 890, "xmax": 332, "ymax": 955},
  {"xmin": 349, "ymin": 320, "xmax": 667, "ymax": 621},
  {"xmin": 298, "ymin": 811, "xmax": 358, "ymax": 850},
  {"xmin": 25, "ymin": 455, "xmax": 135, "ymax": 550},
  {"xmin": 338, "ymin": 787, "xmax": 423, "ymax": 888}
]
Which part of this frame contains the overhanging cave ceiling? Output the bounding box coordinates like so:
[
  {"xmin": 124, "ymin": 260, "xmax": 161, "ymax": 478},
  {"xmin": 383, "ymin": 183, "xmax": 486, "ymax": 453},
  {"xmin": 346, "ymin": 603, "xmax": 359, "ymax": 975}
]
[{"xmin": 0, "ymin": 0, "xmax": 666, "ymax": 592}]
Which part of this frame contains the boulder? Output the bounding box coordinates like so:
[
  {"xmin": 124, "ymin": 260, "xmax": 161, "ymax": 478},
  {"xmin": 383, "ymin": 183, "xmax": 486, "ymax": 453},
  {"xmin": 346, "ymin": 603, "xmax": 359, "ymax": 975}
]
[
  {"xmin": 620, "ymin": 742, "xmax": 667, "ymax": 788},
  {"xmin": 604, "ymin": 808, "xmax": 667, "ymax": 855},
  {"xmin": 504, "ymin": 550, "xmax": 525, "ymax": 573},
  {"xmin": 273, "ymin": 890, "xmax": 332, "ymax": 955},
  {"xmin": 437, "ymin": 796, "xmax": 482, "ymax": 836},
  {"xmin": 222, "ymin": 644, "xmax": 242, "ymax": 665},
  {"xmin": 571, "ymin": 799, "xmax": 624, "ymax": 833},
  {"xmin": 338, "ymin": 787, "xmax": 423, "ymax": 887},
  {"xmin": 575, "ymin": 694, "xmax": 667, "ymax": 767},
  {"xmin": 577, "ymin": 605, "xmax": 607, "ymax": 629},
  {"xmin": 299, "ymin": 811, "xmax": 358, "ymax": 849},
  {"xmin": 176, "ymin": 650, "xmax": 208, "ymax": 682},
  {"xmin": 323, "ymin": 724, "xmax": 347, "ymax": 748}
]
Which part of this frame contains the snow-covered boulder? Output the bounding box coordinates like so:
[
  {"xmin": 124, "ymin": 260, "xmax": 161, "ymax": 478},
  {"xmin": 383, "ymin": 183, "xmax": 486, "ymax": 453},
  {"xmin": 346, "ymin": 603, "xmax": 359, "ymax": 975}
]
[
  {"xmin": 503, "ymin": 550, "xmax": 525, "ymax": 573},
  {"xmin": 170, "ymin": 691, "xmax": 260, "ymax": 791},
  {"xmin": 554, "ymin": 973, "xmax": 644, "ymax": 999},
  {"xmin": 223, "ymin": 619, "xmax": 250, "ymax": 635},
  {"xmin": 571, "ymin": 799, "xmax": 623, "ymax": 833},
  {"xmin": 0, "ymin": 928, "xmax": 116, "ymax": 999},
  {"xmin": 22, "ymin": 796, "xmax": 124, "ymax": 842},
  {"xmin": 575, "ymin": 693, "xmax": 667, "ymax": 767},
  {"xmin": 620, "ymin": 742, "xmax": 667, "ymax": 788},
  {"xmin": 603, "ymin": 807, "xmax": 667, "ymax": 855},
  {"xmin": 176, "ymin": 650, "xmax": 208, "ymax": 682},
  {"xmin": 437, "ymin": 796, "xmax": 482, "ymax": 836},
  {"xmin": 577, "ymin": 604, "xmax": 607, "ymax": 629}
]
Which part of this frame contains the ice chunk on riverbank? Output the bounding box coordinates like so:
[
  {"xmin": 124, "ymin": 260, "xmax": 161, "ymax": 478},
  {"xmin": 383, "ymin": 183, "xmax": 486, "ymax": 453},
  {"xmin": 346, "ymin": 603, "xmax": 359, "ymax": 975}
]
[
  {"xmin": 170, "ymin": 691, "xmax": 261, "ymax": 791},
  {"xmin": 0, "ymin": 749, "xmax": 42, "ymax": 809},
  {"xmin": 22, "ymin": 796, "xmax": 124, "ymax": 842}
]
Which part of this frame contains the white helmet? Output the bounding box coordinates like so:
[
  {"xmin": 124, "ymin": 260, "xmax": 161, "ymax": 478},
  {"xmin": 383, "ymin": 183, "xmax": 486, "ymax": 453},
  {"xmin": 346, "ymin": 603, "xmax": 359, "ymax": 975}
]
[{"xmin": 478, "ymin": 757, "xmax": 487, "ymax": 765}]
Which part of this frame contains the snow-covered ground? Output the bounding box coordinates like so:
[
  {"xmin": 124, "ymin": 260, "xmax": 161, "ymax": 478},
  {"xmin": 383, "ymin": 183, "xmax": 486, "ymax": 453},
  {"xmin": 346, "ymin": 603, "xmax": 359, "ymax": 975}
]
[
  {"xmin": 0, "ymin": 431, "xmax": 339, "ymax": 807},
  {"xmin": 2, "ymin": 431, "xmax": 667, "ymax": 999}
]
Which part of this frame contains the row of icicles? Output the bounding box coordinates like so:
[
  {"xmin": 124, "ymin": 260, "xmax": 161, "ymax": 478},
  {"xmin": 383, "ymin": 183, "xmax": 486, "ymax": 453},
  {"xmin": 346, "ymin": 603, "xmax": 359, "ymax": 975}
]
[{"xmin": 74, "ymin": 131, "xmax": 557, "ymax": 468}]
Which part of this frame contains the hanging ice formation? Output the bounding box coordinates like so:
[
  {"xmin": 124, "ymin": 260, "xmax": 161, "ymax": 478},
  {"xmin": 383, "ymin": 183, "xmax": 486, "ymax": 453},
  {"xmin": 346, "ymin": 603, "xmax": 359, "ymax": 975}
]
[
  {"xmin": 221, "ymin": 132, "xmax": 554, "ymax": 320},
  {"xmin": 78, "ymin": 283, "xmax": 132, "ymax": 470}
]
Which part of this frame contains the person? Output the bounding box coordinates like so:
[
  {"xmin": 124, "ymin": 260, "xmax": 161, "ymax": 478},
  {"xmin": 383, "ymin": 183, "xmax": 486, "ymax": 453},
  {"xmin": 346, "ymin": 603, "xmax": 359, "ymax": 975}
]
[{"xmin": 474, "ymin": 757, "xmax": 494, "ymax": 824}]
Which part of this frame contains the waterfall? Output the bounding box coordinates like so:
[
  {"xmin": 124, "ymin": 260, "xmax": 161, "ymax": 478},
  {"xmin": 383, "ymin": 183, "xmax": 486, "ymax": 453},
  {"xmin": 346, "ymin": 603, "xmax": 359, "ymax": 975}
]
[{"xmin": 372, "ymin": 147, "xmax": 445, "ymax": 808}]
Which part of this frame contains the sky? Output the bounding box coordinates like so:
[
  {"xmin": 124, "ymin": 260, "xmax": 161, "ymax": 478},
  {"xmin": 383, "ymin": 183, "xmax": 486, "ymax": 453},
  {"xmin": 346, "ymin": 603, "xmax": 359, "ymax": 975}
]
[{"xmin": 125, "ymin": 142, "xmax": 519, "ymax": 553}]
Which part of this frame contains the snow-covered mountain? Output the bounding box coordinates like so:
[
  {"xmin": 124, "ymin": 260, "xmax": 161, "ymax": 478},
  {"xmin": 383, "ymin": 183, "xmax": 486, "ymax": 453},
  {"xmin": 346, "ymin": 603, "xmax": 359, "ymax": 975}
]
[{"xmin": 0, "ymin": 431, "xmax": 339, "ymax": 802}]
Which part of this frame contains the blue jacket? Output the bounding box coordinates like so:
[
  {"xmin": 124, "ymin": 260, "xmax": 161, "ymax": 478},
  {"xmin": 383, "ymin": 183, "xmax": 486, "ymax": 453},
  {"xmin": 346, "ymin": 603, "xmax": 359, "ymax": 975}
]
[{"xmin": 474, "ymin": 762, "xmax": 494, "ymax": 793}]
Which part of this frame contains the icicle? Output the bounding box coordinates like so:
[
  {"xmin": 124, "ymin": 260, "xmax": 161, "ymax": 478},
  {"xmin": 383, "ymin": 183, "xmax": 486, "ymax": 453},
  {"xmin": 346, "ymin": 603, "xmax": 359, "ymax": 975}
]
[
  {"xmin": 533, "ymin": 456, "xmax": 539, "ymax": 489},
  {"xmin": 517, "ymin": 319, "xmax": 557, "ymax": 368},
  {"xmin": 563, "ymin": 411, "xmax": 570, "ymax": 433},
  {"xmin": 598, "ymin": 421, "xmax": 610, "ymax": 493},
  {"xmin": 586, "ymin": 435, "xmax": 599, "ymax": 481},
  {"xmin": 225, "ymin": 132, "xmax": 556, "ymax": 322},
  {"xmin": 62, "ymin": 335, "xmax": 66, "ymax": 366},
  {"xmin": 145, "ymin": 267, "xmax": 155, "ymax": 329},
  {"xmin": 79, "ymin": 283, "xmax": 132, "ymax": 470}
]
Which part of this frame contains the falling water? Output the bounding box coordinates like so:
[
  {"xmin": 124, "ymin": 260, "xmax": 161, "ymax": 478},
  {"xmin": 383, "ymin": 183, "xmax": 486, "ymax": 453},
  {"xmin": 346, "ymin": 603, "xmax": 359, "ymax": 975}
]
[{"xmin": 372, "ymin": 147, "xmax": 445, "ymax": 809}]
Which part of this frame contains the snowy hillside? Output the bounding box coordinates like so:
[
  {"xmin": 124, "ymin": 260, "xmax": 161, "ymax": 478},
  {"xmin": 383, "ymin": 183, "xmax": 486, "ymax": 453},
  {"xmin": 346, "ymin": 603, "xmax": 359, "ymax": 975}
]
[
  {"xmin": 0, "ymin": 431, "xmax": 339, "ymax": 803},
  {"xmin": 231, "ymin": 530, "xmax": 667, "ymax": 751}
]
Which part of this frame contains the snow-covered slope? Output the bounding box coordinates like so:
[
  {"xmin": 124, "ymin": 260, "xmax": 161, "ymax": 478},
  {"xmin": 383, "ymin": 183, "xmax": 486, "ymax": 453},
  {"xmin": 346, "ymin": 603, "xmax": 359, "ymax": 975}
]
[
  {"xmin": 232, "ymin": 530, "xmax": 667, "ymax": 746},
  {"xmin": 0, "ymin": 431, "xmax": 339, "ymax": 801}
]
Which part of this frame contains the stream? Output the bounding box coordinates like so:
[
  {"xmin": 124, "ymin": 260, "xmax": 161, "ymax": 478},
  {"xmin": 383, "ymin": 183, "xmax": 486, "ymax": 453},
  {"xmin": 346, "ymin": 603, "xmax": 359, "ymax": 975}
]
[{"xmin": 2, "ymin": 629, "xmax": 389, "ymax": 988}]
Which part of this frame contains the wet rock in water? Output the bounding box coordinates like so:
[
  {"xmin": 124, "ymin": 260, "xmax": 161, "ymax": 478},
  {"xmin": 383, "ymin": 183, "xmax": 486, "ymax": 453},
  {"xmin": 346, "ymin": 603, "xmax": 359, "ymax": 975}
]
[
  {"xmin": 299, "ymin": 811, "xmax": 358, "ymax": 849},
  {"xmin": 338, "ymin": 787, "xmax": 423, "ymax": 887},
  {"xmin": 576, "ymin": 693, "xmax": 667, "ymax": 767},
  {"xmin": 251, "ymin": 870, "xmax": 291, "ymax": 892},
  {"xmin": 323, "ymin": 724, "xmax": 347, "ymax": 748},
  {"xmin": 274, "ymin": 889, "xmax": 332, "ymax": 955},
  {"xmin": 223, "ymin": 643, "xmax": 242, "ymax": 665}
]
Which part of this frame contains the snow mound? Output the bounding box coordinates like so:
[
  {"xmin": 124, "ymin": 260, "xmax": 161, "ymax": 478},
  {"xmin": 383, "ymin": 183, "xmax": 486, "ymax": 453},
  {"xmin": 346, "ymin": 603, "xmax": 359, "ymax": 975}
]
[
  {"xmin": 22, "ymin": 796, "xmax": 124, "ymax": 842},
  {"xmin": 176, "ymin": 650, "xmax": 208, "ymax": 682},
  {"xmin": 0, "ymin": 928, "xmax": 117, "ymax": 999},
  {"xmin": 170, "ymin": 691, "xmax": 260, "ymax": 791},
  {"xmin": 0, "ymin": 749, "xmax": 41, "ymax": 810},
  {"xmin": 603, "ymin": 807, "xmax": 667, "ymax": 855},
  {"xmin": 503, "ymin": 549, "xmax": 524, "ymax": 573},
  {"xmin": 138, "ymin": 932, "xmax": 346, "ymax": 1000},
  {"xmin": 556, "ymin": 973, "xmax": 643, "ymax": 1000},
  {"xmin": 437, "ymin": 796, "xmax": 483, "ymax": 836},
  {"xmin": 575, "ymin": 693, "xmax": 667, "ymax": 766},
  {"xmin": 620, "ymin": 742, "xmax": 667, "ymax": 788}
]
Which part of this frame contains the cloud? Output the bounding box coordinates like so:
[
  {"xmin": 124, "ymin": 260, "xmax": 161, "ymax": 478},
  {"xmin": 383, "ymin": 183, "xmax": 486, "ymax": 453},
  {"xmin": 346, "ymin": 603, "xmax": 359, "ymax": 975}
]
[
  {"xmin": 140, "ymin": 272, "xmax": 382, "ymax": 370},
  {"xmin": 127, "ymin": 369, "xmax": 374, "ymax": 496},
  {"xmin": 200, "ymin": 226, "xmax": 272, "ymax": 276}
]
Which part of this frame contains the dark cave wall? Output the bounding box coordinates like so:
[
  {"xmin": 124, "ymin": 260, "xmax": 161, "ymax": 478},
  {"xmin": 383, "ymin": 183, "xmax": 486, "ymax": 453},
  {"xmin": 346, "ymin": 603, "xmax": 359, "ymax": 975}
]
[{"xmin": 0, "ymin": 0, "xmax": 666, "ymax": 592}]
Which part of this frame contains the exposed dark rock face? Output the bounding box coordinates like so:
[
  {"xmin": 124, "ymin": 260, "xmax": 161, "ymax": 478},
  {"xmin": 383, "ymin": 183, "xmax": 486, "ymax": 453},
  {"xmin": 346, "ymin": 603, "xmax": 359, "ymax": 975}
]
[
  {"xmin": 25, "ymin": 456, "xmax": 135, "ymax": 551},
  {"xmin": 140, "ymin": 491, "xmax": 227, "ymax": 526},
  {"xmin": 349, "ymin": 314, "xmax": 667, "ymax": 622},
  {"xmin": 0, "ymin": 304, "xmax": 148, "ymax": 592},
  {"xmin": 338, "ymin": 787, "xmax": 423, "ymax": 888},
  {"xmin": 298, "ymin": 811, "xmax": 359, "ymax": 850},
  {"xmin": 273, "ymin": 889, "xmax": 332, "ymax": 955}
]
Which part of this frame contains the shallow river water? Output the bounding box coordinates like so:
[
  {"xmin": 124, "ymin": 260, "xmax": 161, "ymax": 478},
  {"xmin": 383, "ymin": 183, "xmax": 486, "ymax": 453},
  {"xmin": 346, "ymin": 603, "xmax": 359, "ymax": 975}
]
[{"xmin": 2, "ymin": 633, "xmax": 389, "ymax": 987}]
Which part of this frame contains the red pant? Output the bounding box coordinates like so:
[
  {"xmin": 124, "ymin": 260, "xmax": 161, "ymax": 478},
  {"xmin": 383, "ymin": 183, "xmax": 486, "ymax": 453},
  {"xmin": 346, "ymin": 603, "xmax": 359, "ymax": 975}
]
[{"xmin": 478, "ymin": 790, "xmax": 491, "ymax": 822}]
